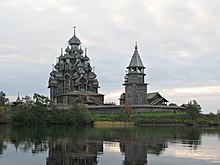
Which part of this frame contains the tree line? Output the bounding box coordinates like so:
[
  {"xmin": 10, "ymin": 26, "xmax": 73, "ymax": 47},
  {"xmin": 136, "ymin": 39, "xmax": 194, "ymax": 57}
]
[
  {"xmin": 0, "ymin": 91, "xmax": 92, "ymax": 125},
  {"xmin": 0, "ymin": 90, "xmax": 220, "ymax": 126}
]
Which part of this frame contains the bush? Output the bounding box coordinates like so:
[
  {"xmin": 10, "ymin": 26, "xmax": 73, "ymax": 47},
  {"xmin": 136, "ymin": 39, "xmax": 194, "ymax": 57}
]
[
  {"xmin": 10, "ymin": 104, "xmax": 47, "ymax": 124},
  {"xmin": 169, "ymin": 103, "xmax": 177, "ymax": 106},
  {"xmin": 66, "ymin": 103, "xmax": 93, "ymax": 124}
]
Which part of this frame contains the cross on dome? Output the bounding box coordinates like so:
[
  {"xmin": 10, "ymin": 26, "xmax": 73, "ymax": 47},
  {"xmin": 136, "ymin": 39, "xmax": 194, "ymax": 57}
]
[
  {"xmin": 73, "ymin": 26, "xmax": 76, "ymax": 36},
  {"xmin": 135, "ymin": 41, "xmax": 138, "ymax": 50},
  {"xmin": 69, "ymin": 26, "xmax": 81, "ymax": 45}
]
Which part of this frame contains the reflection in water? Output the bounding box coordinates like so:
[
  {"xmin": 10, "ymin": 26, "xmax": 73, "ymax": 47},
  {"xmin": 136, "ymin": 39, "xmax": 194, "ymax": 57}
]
[
  {"xmin": 121, "ymin": 141, "xmax": 147, "ymax": 164},
  {"xmin": 46, "ymin": 136, "xmax": 165, "ymax": 165},
  {"xmin": 0, "ymin": 125, "xmax": 219, "ymax": 165},
  {"xmin": 47, "ymin": 139, "xmax": 103, "ymax": 165},
  {"xmin": 0, "ymin": 142, "xmax": 7, "ymax": 156}
]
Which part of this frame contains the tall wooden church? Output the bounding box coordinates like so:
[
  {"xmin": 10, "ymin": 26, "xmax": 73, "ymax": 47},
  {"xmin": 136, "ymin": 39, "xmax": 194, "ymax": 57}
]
[
  {"xmin": 48, "ymin": 28, "xmax": 104, "ymax": 106},
  {"xmin": 120, "ymin": 43, "xmax": 168, "ymax": 105}
]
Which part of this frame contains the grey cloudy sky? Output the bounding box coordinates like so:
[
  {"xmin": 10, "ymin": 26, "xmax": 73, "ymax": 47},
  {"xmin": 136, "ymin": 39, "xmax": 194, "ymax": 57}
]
[{"xmin": 1, "ymin": 0, "xmax": 220, "ymax": 113}]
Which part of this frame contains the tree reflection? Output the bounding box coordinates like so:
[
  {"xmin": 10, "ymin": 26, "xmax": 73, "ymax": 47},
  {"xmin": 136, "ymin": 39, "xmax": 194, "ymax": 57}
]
[
  {"xmin": 180, "ymin": 127, "xmax": 201, "ymax": 150},
  {"xmin": 0, "ymin": 125, "xmax": 219, "ymax": 165}
]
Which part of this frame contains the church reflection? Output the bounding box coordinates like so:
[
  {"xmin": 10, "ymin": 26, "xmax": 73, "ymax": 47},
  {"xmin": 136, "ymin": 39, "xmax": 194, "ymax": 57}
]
[
  {"xmin": 0, "ymin": 142, "xmax": 5, "ymax": 156},
  {"xmin": 47, "ymin": 140, "xmax": 103, "ymax": 165},
  {"xmin": 46, "ymin": 138, "xmax": 167, "ymax": 165},
  {"xmin": 120, "ymin": 141, "xmax": 148, "ymax": 165}
]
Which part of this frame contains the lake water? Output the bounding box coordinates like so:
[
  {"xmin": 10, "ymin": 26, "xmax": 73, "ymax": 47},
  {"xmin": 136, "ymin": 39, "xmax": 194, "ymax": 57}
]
[{"xmin": 0, "ymin": 125, "xmax": 219, "ymax": 165}]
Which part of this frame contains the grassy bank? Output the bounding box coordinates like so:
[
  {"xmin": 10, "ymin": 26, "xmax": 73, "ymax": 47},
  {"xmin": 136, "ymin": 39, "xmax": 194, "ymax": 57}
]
[
  {"xmin": 94, "ymin": 121, "xmax": 134, "ymax": 128},
  {"xmin": 92, "ymin": 111, "xmax": 220, "ymax": 126},
  {"xmin": 1, "ymin": 104, "xmax": 220, "ymax": 126}
]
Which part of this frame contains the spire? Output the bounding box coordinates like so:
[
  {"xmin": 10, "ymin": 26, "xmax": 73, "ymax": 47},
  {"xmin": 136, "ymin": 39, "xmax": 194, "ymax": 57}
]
[
  {"xmin": 61, "ymin": 48, "xmax": 63, "ymax": 55},
  {"xmin": 128, "ymin": 42, "xmax": 144, "ymax": 68},
  {"xmin": 73, "ymin": 26, "xmax": 76, "ymax": 36},
  {"xmin": 16, "ymin": 93, "xmax": 22, "ymax": 103},
  {"xmin": 58, "ymin": 48, "xmax": 64, "ymax": 60},
  {"xmin": 135, "ymin": 41, "xmax": 138, "ymax": 50},
  {"xmin": 85, "ymin": 48, "xmax": 87, "ymax": 56},
  {"xmin": 83, "ymin": 48, "xmax": 89, "ymax": 61}
]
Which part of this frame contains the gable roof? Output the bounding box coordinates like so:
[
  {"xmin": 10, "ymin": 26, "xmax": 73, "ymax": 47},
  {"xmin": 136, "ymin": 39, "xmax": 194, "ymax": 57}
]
[
  {"xmin": 147, "ymin": 92, "xmax": 160, "ymax": 100},
  {"xmin": 147, "ymin": 92, "xmax": 168, "ymax": 103}
]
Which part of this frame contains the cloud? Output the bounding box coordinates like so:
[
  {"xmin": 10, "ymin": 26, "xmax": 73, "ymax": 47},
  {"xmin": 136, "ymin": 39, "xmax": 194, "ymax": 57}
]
[
  {"xmin": 163, "ymin": 86, "xmax": 220, "ymax": 97},
  {"xmin": 2, "ymin": 0, "xmax": 77, "ymax": 13},
  {"xmin": 1, "ymin": 0, "xmax": 220, "ymax": 112}
]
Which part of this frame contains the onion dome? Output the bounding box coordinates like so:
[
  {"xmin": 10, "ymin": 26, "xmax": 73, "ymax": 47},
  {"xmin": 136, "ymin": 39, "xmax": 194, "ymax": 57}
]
[
  {"xmin": 64, "ymin": 53, "xmax": 71, "ymax": 59},
  {"xmin": 68, "ymin": 26, "xmax": 81, "ymax": 45},
  {"xmin": 89, "ymin": 72, "xmax": 97, "ymax": 79},
  {"xmin": 124, "ymin": 74, "xmax": 128, "ymax": 80},
  {"xmin": 50, "ymin": 70, "xmax": 56, "ymax": 76},
  {"xmin": 69, "ymin": 35, "xmax": 81, "ymax": 45},
  {"xmin": 58, "ymin": 55, "xmax": 64, "ymax": 60},
  {"xmin": 93, "ymin": 79, "xmax": 99, "ymax": 86},
  {"xmin": 83, "ymin": 48, "xmax": 89, "ymax": 61},
  {"xmin": 54, "ymin": 63, "xmax": 59, "ymax": 69},
  {"xmin": 77, "ymin": 61, "xmax": 83, "ymax": 68},
  {"xmin": 83, "ymin": 55, "xmax": 89, "ymax": 61},
  {"xmin": 65, "ymin": 44, "xmax": 71, "ymax": 52},
  {"xmin": 58, "ymin": 48, "xmax": 64, "ymax": 60},
  {"xmin": 79, "ymin": 45, "xmax": 84, "ymax": 54}
]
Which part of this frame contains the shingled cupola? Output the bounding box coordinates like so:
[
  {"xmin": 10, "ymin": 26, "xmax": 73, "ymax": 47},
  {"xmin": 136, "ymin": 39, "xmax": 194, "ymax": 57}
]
[{"xmin": 48, "ymin": 27, "xmax": 104, "ymax": 106}]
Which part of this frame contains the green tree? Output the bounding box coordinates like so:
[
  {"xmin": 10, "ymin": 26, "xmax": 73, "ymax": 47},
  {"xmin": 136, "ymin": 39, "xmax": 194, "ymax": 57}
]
[
  {"xmin": 11, "ymin": 94, "xmax": 49, "ymax": 124},
  {"xmin": 10, "ymin": 104, "xmax": 33, "ymax": 123},
  {"xmin": 0, "ymin": 91, "xmax": 9, "ymax": 106},
  {"xmin": 186, "ymin": 100, "xmax": 202, "ymax": 119},
  {"xmin": 33, "ymin": 93, "xmax": 50, "ymax": 106},
  {"xmin": 22, "ymin": 95, "xmax": 34, "ymax": 106},
  {"xmin": 0, "ymin": 106, "xmax": 10, "ymax": 123},
  {"xmin": 217, "ymin": 110, "xmax": 220, "ymax": 123}
]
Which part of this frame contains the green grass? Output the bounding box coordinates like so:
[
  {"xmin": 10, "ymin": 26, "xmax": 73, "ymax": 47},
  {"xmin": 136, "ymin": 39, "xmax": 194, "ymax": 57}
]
[
  {"xmin": 92, "ymin": 111, "xmax": 186, "ymax": 122},
  {"xmin": 92, "ymin": 111, "xmax": 220, "ymax": 126},
  {"xmin": 92, "ymin": 114, "xmax": 118, "ymax": 121}
]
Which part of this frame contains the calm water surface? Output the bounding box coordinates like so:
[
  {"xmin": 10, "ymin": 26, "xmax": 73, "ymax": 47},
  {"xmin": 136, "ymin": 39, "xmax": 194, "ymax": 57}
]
[{"xmin": 0, "ymin": 125, "xmax": 219, "ymax": 165}]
